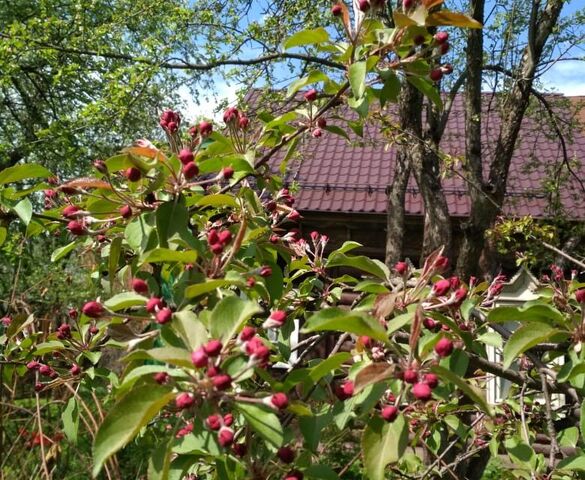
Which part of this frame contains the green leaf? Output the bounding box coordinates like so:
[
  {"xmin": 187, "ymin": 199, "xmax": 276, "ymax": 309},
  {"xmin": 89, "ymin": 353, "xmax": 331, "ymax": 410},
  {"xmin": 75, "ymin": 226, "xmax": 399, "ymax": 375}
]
[
  {"xmin": 502, "ymin": 323, "xmax": 563, "ymax": 369},
  {"xmin": 305, "ymin": 465, "xmax": 340, "ymax": 480},
  {"xmin": 487, "ymin": 303, "xmax": 566, "ymax": 327},
  {"xmin": 326, "ymin": 252, "xmax": 389, "ymax": 280},
  {"xmin": 580, "ymin": 401, "xmax": 585, "ymax": 444},
  {"xmin": 430, "ymin": 365, "xmax": 494, "ymax": 416},
  {"xmin": 283, "ymin": 27, "xmax": 330, "ymax": 50},
  {"xmin": 33, "ymin": 340, "xmax": 64, "ymax": 356},
  {"xmin": 147, "ymin": 441, "xmax": 172, "ymax": 480},
  {"xmin": 287, "ymin": 71, "xmax": 329, "ymax": 97},
  {"xmin": 185, "ymin": 279, "xmax": 241, "ymax": 299},
  {"xmin": 51, "ymin": 241, "xmax": 77, "ymax": 262},
  {"xmin": 0, "ymin": 164, "xmax": 52, "ymax": 185},
  {"xmin": 0, "ymin": 227, "xmax": 6, "ymax": 247},
  {"xmin": 173, "ymin": 425, "xmax": 221, "ymax": 455},
  {"xmin": 172, "ymin": 310, "xmax": 207, "ymax": 351},
  {"xmin": 141, "ymin": 248, "xmax": 197, "ymax": 264},
  {"xmin": 558, "ymin": 454, "xmax": 585, "ymax": 471},
  {"xmin": 125, "ymin": 347, "xmax": 193, "ymax": 369},
  {"xmin": 407, "ymin": 76, "xmax": 442, "ymax": 109},
  {"xmin": 195, "ymin": 194, "xmax": 238, "ymax": 209},
  {"xmin": 117, "ymin": 366, "xmax": 187, "ymax": 396},
  {"xmin": 13, "ymin": 198, "xmax": 32, "ymax": 225},
  {"xmin": 210, "ymin": 296, "xmax": 262, "ymax": 343},
  {"xmin": 300, "ymin": 410, "xmax": 332, "ymax": 452},
  {"xmin": 307, "ymin": 352, "xmax": 351, "ymax": 385},
  {"xmin": 125, "ymin": 212, "xmax": 155, "ymax": 253},
  {"xmin": 349, "ymin": 61, "xmax": 367, "ymax": 99},
  {"xmin": 235, "ymin": 403, "xmax": 283, "ymax": 448},
  {"xmin": 104, "ymin": 292, "xmax": 147, "ymax": 311},
  {"xmin": 362, "ymin": 415, "xmax": 408, "ymax": 480},
  {"xmin": 303, "ymin": 308, "xmax": 389, "ymax": 344},
  {"xmin": 93, "ymin": 385, "xmax": 175, "ymax": 477},
  {"xmin": 62, "ymin": 397, "xmax": 79, "ymax": 444},
  {"xmin": 323, "ymin": 125, "xmax": 350, "ymax": 141}
]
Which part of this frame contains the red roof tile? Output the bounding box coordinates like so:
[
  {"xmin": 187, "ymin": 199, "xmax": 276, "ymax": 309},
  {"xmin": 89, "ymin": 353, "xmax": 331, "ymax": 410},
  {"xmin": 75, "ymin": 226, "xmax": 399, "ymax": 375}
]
[{"xmin": 252, "ymin": 92, "xmax": 585, "ymax": 219}]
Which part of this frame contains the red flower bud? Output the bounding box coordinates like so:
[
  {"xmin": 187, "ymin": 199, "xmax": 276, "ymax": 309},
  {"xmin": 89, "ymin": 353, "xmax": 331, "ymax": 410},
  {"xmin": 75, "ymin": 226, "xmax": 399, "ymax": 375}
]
[
  {"xmin": 93, "ymin": 160, "xmax": 108, "ymax": 174},
  {"xmin": 435, "ymin": 255, "xmax": 449, "ymax": 271},
  {"xmin": 218, "ymin": 230, "xmax": 232, "ymax": 245},
  {"xmin": 394, "ymin": 261, "xmax": 408, "ymax": 275},
  {"xmin": 331, "ymin": 4, "xmax": 343, "ymax": 16},
  {"xmin": 70, "ymin": 364, "xmax": 81, "ymax": 375},
  {"xmin": 432, "ymin": 279, "xmax": 451, "ymax": 296},
  {"xmin": 277, "ymin": 446, "xmax": 296, "ymax": 464},
  {"xmin": 412, "ymin": 382, "xmax": 432, "ymax": 401},
  {"xmin": 360, "ymin": 336, "xmax": 372, "ymax": 348},
  {"xmin": 191, "ymin": 347, "xmax": 208, "ymax": 368},
  {"xmin": 67, "ymin": 220, "xmax": 87, "ymax": 236},
  {"xmin": 263, "ymin": 310, "xmax": 287, "ymax": 329},
  {"xmin": 239, "ymin": 326, "xmax": 256, "ymax": 341},
  {"xmin": 155, "ymin": 307, "xmax": 173, "ymax": 324},
  {"xmin": 223, "ymin": 107, "xmax": 239, "ymax": 124},
  {"xmin": 160, "ymin": 110, "xmax": 181, "ymax": 131},
  {"xmin": 576, "ymin": 289, "xmax": 585, "ymax": 303},
  {"xmin": 68, "ymin": 308, "xmax": 78, "ymax": 319},
  {"xmin": 259, "ymin": 265, "xmax": 272, "ymax": 277},
  {"xmin": 178, "ymin": 149, "xmax": 194, "ymax": 165},
  {"xmin": 381, "ymin": 405, "xmax": 399, "ymax": 422},
  {"xmin": 89, "ymin": 325, "xmax": 99, "ymax": 335},
  {"xmin": 27, "ymin": 361, "xmax": 41, "ymax": 370},
  {"xmin": 303, "ymin": 89, "xmax": 318, "ymax": 102},
  {"xmin": 153, "ymin": 372, "xmax": 169, "ymax": 384},
  {"xmin": 210, "ymin": 243, "xmax": 224, "ymax": 255},
  {"xmin": 131, "ymin": 278, "xmax": 148, "ymax": 294},
  {"xmin": 199, "ymin": 120, "xmax": 213, "ymax": 137},
  {"xmin": 203, "ymin": 339, "xmax": 223, "ymax": 357},
  {"xmin": 146, "ymin": 297, "xmax": 164, "ymax": 313},
  {"xmin": 434, "ymin": 31, "xmax": 449, "ymax": 44},
  {"xmin": 403, "ymin": 0, "xmax": 413, "ymax": 8},
  {"xmin": 287, "ymin": 210, "xmax": 301, "ymax": 222},
  {"xmin": 82, "ymin": 301, "xmax": 104, "ymax": 318},
  {"xmin": 238, "ymin": 116, "xmax": 250, "ymax": 129},
  {"xmin": 212, "ymin": 374, "xmax": 232, "ymax": 391},
  {"xmin": 246, "ymin": 277, "xmax": 256, "ymax": 288},
  {"xmin": 223, "ymin": 413, "xmax": 234, "ymax": 427},
  {"xmin": 182, "ymin": 161, "xmax": 199, "ymax": 179},
  {"xmin": 218, "ymin": 426, "xmax": 234, "ymax": 447},
  {"xmin": 207, "ymin": 365, "xmax": 219, "ymax": 377},
  {"xmin": 175, "ymin": 392, "xmax": 195, "ymax": 409},
  {"xmin": 119, "ymin": 204, "xmax": 132, "ymax": 219},
  {"xmin": 423, "ymin": 317, "xmax": 439, "ymax": 331},
  {"xmin": 232, "ymin": 443, "xmax": 247, "ymax": 457},
  {"xmin": 442, "ymin": 63, "xmax": 454, "ymax": 75},
  {"xmin": 403, "ymin": 369, "xmax": 418, "ymax": 384},
  {"xmin": 439, "ymin": 42, "xmax": 450, "ymax": 55},
  {"xmin": 268, "ymin": 392, "xmax": 289, "ymax": 410},
  {"xmin": 311, "ymin": 128, "xmax": 322, "ymax": 138},
  {"xmin": 430, "ymin": 68, "xmax": 443, "ymax": 82},
  {"xmin": 424, "ymin": 373, "xmax": 439, "ymax": 389},
  {"xmin": 206, "ymin": 414, "xmax": 221, "ymax": 431},
  {"xmin": 124, "ymin": 167, "xmax": 141, "ymax": 182},
  {"xmin": 284, "ymin": 470, "xmax": 304, "ymax": 480},
  {"xmin": 454, "ymin": 287, "xmax": 468, "ymax": 305},
  {"xmin": 335, "ymin": 380, "xmax": 354, "ymax": 401},
  {"xmin": 208, "ymin": 229, "xmax": 220, "ymax": 245},
  {"xmin": 62, "ymin": 205, "xmax": 80, "ymax": 219},
  {"xmin": 434, "ymin": 337, "xmax": 454, "ymax": 358},
  {"xmin": 222, "ymin": 166, "xmax": 234, "ymax": 180},
  {"xmin": 358, "ymin": 0, "xmax": 370, "ymax": 11},
  {"xmin": 39, "ymin": 364, "xmax": 53, "ymax": 377},
  {"xmin": 56, "ymin": 323, "xmax": 71, "ymax": 340},
  {"xmin": 1, "ymin": 316, "xmax": 11, "ymax": 326}
]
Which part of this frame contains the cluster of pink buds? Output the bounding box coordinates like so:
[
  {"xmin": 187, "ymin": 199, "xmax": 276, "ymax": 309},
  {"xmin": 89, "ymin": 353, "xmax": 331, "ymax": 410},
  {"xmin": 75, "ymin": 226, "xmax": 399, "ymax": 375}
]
[
  {"xmin": 207, "ymin": 228, "xmax": 233, "ymax": 255},
  {"xmin": 160, "ymin": 110, "xmax": 181, "ymax": 133},
  {"xmin": 55, "ymin": 323, "xmax": 71, "ymax": 340},
  {"xmin": 484, "ymin": 274, "xmax": 506, "ymax": 303},
  {"xmin": 335, "ymin": 380, "xmax": 355, "ymax": 401},
  {"xmin": 178, "ymin": 148, "xmax": 199, "ymax": 180},
  {"xmin": 238, "ymin": 327, "xmax": 271, "ymax": 367},
  {"xmin": 223, "ymin": 107, "xmax": 250, "ymax": 130},
  {"xmin": 188, "ymin": 120, "xmax": 213, "ymax": 139},
  {"xmin": 145, "ymin": 296, "xmax": 173, "ymax": 324}
]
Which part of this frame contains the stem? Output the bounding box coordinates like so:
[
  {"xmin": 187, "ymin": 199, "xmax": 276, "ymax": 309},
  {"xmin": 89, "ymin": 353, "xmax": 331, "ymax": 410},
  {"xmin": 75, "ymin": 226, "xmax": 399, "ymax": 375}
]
[{"xmin": 35, "ymin": 386, "xmax": 51, "ymax": 480}]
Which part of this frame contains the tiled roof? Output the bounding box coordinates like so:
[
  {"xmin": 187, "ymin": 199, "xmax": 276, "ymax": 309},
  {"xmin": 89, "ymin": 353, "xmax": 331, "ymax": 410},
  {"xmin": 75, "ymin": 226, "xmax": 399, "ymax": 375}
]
[{"xmin": 252, "ymin": 91, "xmax": 585, "ymax": 219}]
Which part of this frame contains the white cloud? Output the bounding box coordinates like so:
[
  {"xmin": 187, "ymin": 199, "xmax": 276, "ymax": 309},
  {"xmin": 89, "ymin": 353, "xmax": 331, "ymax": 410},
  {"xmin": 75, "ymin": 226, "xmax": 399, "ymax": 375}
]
[
  {"xmin": 178, "ymin": 80, "xmax": 239, "ymax": 123},
  {"xmin": 540, "ymin": 60, "xmax": 585, "ymax": 96}
]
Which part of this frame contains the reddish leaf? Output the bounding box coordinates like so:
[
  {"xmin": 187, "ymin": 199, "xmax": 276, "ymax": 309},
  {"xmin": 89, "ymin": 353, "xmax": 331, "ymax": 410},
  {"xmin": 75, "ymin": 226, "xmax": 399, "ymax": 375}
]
[
  {"xmin": 59, "ymin": 177, "xmax": 112, "ymax": 191},
  {"xmin": 426, "ymin": 11, "xmax": 482, "ymax": 28},
  {"xmin": 354, "ymin": 363, "xmax": 395, "ymax": 394}
]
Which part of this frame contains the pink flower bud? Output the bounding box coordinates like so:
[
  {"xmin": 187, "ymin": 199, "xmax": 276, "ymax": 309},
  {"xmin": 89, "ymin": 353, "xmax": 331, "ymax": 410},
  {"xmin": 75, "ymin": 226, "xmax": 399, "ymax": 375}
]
[
  {"xmin": 93, "ymin": 160, "xmax": 108, "ymax": 174},
  {"xmin": 284, "ymin": 470, "xmax": 304, "ymax": 480},
  {"xmin": 203, "ymin": 339, "xmax": 223, "ymax": 357},
  {"xmin": 191, "ymin": 347, "xmax": 208, "ymax": 368},
  {"xmin": 238, "ymin": 116, "xmax": 250, "ymax": 129},
  {"xmin": 287, "ymin": 210, "xmax": 301, "ymax": 222},
  {"xmin": 403, "ymin": 369, "xmax": 418, "ymax": 384},
  {"xmin": 239, "ymin": 326, "xmax": 256, "ymax": 342},
  {"xmin": 439, "ymin": 42, "xmax": 450, "ymax": 55},
  {"xmin": 124, "ymin": 167, "xmax": 141, "ymax": 182},
  {"xmin": 131, "ymin": 278, "xmax": 148, "ymax": 294},
  {"xmin": 576, "ymin": 289, "xmax": 585, "ymax": 304},
  {"xmin": 27, "ymin": 361, "xmax": 41, "ymax": 370},
  {"xmin": 394, "ymin": 261, "xmax": 408, "ymax": 275},
  {"xmin": 412, "ymin": 382, "xmax": 432, "ymax": 401},
  {"xmin": 223, "ymin": 107, "xmax": 239, "ymax": 124},
  {"xmin": 199, "ymin": 120, "xmax": 213, "ymax": 137},
  {"xmin": 424, "ymin": 373, "xmax": 438, "ymax": 389},
  {"xmin": 434, "ymin": 31, "xmax": 449, "ymax": 44},
  {"xmin": 39, "ymin": 364, "xmax": 53, "ymax": 377},
  {"xmin": 56, "ymin": 323, "xmax": 71, "ymax": 340},
  {"xmin": 153, "ymin": 372, "xmax": 169, "ymax": 384},
  {"xmin": 146, "ymin": 297, "xmax": 164, "ymax": 313},
  {"xmin": 268, "ymin": 392, "xmax": 289, "ymax": 410},
  {"xmin": 206, "ymin": 414, "xmax": 221, "ymax": 431},
  {"xmin": 182, "ymin": 162, "xmax": 199, "ymax": 179},
  {"xmin": 82, "ymin": 301, "xmax": 104, "ymax": 318},
  {"xmin": 263, "ymin": 310, "xmax": 287, "ymax": 329},
  {"xmin": 208, "ymin": 229, "xmax": 220, "ymax": 245},
  {"xmin": 303, "ymin": 89, "xmax": 318, "ymax": 102},
  {"xmin": 178, "ymin": 149, "xmax": 194, "ymax": 165},
  {"xmin": 175, "ymin": 392, "xmax": 195, "ymax": 409},
  {"xmin": 222, "ymin": 166, "xmax": 234, "ymax": 179},
  {"xmin": 259, "ymin": 266, "xmax": 272, "ymax": 277},
  {"xmin": 434, "ymin": 337, "xmax": 454, "ymax": 358},
  {"xmin": 1, "ymin": 316, "xmax": 11, "ymax": 326},
  {"xmin": 435, "ymin": 256, "xmax": 449, "ymax": 271},
  {"xmin": 331, "ymin": 4, "xmax": 343, "ymax": 16},
  {"xmin": 212, "ymin": 374, "xmax": 232, "ymax": 391},
  {"xmin": 454, "ymin": 287, "xmax": 468, "ymax": 305},
  {"xmin": 423, "ymin": 317, "xmax": 439, "ymax": 331},
  {"xmin": 210, "ymin": 243, "xmax": 224, "ymax": 255},
  {"xmin": 119, "ymin": 204, "xmax": 132, "ymax": 219},
  {"xmin": 232, "ymin": 443, "xmax": 247, "ymax": 457},
  {"xmin": 358, "ymin": 0, "xmax": 370, "ymax": 11},
  {"xmin": 430, "ymin": 69, "xmax": 443, "ymax": 82},
  {"xmin": 62, "ymin": 205, "xmax": 80, "ymax": 219},
  {"xmin": 155, "ymin": 307, "xmax": 173, "ymax": 324},
  {"xmin": 218, "ymin": 426, "xmax": 234, "ymax": 447},
  {"xmin": 381, "ymin": 405, "xmax": 398, "ymax": 422},
  {"xmin": 89, "ymin": 325, "xmax": 99, "ymax": 335},
  {"xmin": 277, "ymin": 446, "xmax": 295, "ymax": 464},
  {"xmin": 67, "ymin": 220, "xmax": 87, "ymax": 236},
  {"xmin": 246, "ymin": 277, "xmax": 256, "ymax": 288},
  {"xmin": 218, "ymin": 230, "xmax": 232, "ymax": 245},
  {"xmin": 335, "ymin": 380, "xmax": 354, "ymax": 401},
  {"xmin": 223, "ymin": 413, "xmax": 234, "ymax": 427},
  {"xmin": 432, "ymin": 279, "xmax": 451, "ymax": 297},
  {"xmin": 311, "ymin": 128, "xmax": 322, "ymax": 138},
  {"xmin": 70, "ymin": 364, "xmax": 81, "ymax": 375}
]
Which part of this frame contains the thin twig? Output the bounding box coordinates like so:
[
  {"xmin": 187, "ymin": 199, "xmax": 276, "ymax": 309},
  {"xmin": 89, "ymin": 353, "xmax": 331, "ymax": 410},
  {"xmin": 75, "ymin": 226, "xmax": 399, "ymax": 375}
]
[
  {"xmin": 540, "ymin": 369, "xmax": 559, "ymax": 470},
  {"xmin": 35, "ymin": 388, "xmax": 51, "ymax": 480}
]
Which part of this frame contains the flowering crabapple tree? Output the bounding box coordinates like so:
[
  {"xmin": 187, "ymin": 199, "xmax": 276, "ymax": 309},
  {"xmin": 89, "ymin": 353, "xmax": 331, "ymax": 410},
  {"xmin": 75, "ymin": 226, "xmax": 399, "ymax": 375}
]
[{"xmin": 2, "ymin": 2, "xmax": 585, "ymax": 480}]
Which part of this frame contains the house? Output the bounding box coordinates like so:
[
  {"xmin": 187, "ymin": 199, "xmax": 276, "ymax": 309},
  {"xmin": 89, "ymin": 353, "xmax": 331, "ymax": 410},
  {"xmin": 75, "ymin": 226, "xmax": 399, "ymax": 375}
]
[{"xmin": 251, "ymin": 92, "xmax": 585, "ymax": 265}]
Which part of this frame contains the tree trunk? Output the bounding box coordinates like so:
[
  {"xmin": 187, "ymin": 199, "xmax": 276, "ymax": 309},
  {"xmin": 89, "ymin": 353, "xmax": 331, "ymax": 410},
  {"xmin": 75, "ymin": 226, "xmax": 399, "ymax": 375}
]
[{"xmin": 385, "ymin": 153, "xmax": 410, "ymax": 266}]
